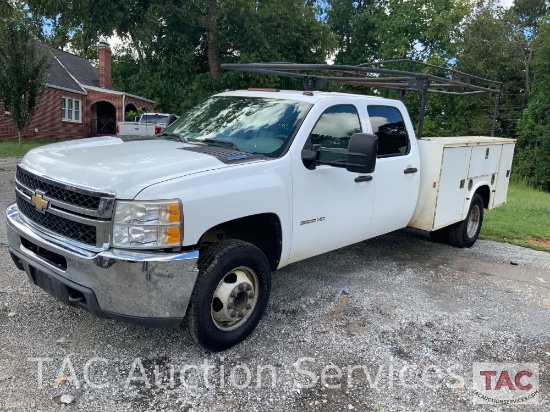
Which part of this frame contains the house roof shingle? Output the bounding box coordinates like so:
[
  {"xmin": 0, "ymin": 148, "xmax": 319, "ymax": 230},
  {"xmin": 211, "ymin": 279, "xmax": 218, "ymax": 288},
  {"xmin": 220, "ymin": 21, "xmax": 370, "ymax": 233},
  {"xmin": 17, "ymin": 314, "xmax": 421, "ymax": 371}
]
[
  {"xmin": 37, "ymin": 42, "xmax": 153, "ymax": 103},
  {"xmin": 49, "ymin": 47, "xmax": 100, "ymax": 88},
  {"xmin": 37, "ymin": 42, "xmax": 85, "ymax": 93}
]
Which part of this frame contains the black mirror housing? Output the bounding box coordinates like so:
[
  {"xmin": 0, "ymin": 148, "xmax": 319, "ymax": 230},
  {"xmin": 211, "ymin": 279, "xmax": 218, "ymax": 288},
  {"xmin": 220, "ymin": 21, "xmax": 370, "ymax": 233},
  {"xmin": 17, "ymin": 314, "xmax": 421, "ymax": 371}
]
[
  {"xmin": 301, "ymin": 144, "xmax": 321, "ymax": 162},
  {"xmin": 346, "ymin": 133, "xmax": 378, "ymax": 174}
]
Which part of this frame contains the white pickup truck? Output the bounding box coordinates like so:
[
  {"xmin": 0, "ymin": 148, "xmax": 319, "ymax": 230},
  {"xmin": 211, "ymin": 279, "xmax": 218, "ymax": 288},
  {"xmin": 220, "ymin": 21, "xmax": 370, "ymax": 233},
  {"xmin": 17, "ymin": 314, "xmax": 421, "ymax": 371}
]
[
  {"xmin": 6, "ymin": 85, "xmax": 515, "ymax": 351},
  {"xmin": 116, "ymin": 112, "xmax": 178, "ymax": 136}
]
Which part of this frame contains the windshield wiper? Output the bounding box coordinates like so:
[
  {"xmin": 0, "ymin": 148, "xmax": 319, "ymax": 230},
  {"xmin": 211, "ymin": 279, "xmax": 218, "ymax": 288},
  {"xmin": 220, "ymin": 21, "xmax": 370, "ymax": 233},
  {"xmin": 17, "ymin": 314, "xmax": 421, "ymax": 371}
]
[
  {"xmin": 158, "ymin": 131, "xmax": 187, "ymax": 142},
  {"xmin": 204, "ymin": 138, "xmax": 244, "ymax": 152}
]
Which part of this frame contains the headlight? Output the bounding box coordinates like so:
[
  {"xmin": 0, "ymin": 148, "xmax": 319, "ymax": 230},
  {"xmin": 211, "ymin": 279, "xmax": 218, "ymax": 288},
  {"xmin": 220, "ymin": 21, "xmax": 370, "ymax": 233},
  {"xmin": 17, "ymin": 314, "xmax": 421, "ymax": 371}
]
[{"xmin": 112, "ymin": 200, "xmax": 182, "ymax": 248}]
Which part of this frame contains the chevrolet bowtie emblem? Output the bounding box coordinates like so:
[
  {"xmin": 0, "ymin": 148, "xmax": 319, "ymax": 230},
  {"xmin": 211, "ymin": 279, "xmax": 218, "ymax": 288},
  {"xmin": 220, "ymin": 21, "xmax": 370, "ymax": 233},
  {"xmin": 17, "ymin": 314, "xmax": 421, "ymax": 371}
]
[{"xmin": 31, "ymin": 192, "xmax": 49, "ymax": 212}]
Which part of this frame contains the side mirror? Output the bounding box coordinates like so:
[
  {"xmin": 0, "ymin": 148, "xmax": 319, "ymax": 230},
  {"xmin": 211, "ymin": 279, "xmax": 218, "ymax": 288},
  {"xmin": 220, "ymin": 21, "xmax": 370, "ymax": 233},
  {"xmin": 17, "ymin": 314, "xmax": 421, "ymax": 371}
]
[
  {"xmin": 301, "ymin": 144, "xmax": 321, "ymax": 169},
  {"xmin": 346, "ymin": 133, "xmax": 378, "ymax": 174}
]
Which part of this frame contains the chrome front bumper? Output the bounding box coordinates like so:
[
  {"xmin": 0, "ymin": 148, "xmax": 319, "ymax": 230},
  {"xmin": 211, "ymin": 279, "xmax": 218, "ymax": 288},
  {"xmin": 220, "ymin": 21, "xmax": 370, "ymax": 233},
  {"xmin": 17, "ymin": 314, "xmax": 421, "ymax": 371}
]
[{"xmin": 6, "ymin": 204, "xmax": 199, "ymax": 327}]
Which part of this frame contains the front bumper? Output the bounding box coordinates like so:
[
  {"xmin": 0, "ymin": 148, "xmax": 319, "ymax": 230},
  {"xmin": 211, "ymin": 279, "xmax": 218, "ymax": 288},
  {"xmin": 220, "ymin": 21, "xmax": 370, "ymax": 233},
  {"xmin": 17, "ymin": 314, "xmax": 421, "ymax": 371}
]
[{"xmin": 6, "ymin": 203, "xmax": 199, "ymax": 328}]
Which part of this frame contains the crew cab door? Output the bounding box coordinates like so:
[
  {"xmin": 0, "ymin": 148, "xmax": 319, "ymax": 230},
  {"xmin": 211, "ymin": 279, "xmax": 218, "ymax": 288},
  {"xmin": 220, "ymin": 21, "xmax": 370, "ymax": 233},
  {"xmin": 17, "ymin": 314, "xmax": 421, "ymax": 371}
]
[
  {"xmin": 288, "ymin": 103, "xmax": 375, "ymax": 263},
  {"xmin": 364, "ymin": 104, "xmax": 420, "ymax": 237}
]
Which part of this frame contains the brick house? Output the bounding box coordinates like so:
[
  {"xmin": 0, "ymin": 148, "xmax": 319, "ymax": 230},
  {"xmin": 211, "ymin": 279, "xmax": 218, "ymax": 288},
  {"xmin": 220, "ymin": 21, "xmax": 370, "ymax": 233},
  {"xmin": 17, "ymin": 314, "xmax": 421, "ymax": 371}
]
[{"xmin": 0, "ymin": 42, "xmax": 154, "ymax": 141}]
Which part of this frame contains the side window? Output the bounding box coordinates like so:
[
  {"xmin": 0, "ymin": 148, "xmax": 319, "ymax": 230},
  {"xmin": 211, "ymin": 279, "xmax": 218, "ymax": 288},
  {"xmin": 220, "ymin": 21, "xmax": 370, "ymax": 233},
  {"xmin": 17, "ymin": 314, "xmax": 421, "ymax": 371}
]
[
  {"xmin": 367, "ymin": 106, "xmax": 410, "ymax": 157},
  {"xmin": 309, "ymin": 105, "xmax": 361, "ymax": 162}
]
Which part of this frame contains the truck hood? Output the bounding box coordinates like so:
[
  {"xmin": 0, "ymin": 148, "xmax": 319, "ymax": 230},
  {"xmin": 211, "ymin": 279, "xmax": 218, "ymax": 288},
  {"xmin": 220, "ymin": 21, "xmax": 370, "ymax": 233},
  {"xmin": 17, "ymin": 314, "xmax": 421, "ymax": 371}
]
[{"xmin": 20, "ymin": 136, "xmax": 228, "ymax": 199}]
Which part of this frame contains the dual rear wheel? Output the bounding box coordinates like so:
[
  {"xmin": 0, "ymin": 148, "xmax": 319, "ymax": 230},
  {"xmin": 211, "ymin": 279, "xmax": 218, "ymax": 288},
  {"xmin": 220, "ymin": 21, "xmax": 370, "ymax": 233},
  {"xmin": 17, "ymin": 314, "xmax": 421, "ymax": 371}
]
[{"xmin": 430, "ymin": 193, "xmax": 484, "ymax": 248}]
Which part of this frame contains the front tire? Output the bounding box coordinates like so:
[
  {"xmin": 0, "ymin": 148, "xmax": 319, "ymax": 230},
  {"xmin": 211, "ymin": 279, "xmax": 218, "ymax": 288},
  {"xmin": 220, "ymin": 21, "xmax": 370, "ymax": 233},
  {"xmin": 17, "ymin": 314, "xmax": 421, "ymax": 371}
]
[
  {"xmin": 185, "ymin": 240, "xmax": 271, "ymax": 351},
  {"xmin": 447, "ymin": 193, "xmax": 484, "ymax": 248}
]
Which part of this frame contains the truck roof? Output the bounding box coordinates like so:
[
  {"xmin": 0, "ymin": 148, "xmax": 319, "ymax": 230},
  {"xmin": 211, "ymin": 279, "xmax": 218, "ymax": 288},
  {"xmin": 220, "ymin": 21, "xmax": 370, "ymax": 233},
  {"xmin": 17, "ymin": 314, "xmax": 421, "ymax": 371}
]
[{"xmin": 215, "ymin": 89, "xmax": 392, "ymax": 104}]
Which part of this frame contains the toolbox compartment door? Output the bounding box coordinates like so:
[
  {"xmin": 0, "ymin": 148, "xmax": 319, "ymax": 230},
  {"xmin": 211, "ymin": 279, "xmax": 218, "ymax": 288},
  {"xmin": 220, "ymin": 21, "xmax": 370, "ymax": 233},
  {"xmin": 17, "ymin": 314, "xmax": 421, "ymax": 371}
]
[{"xmin": 491, "ymin": 144, "xmax": 515, "ymax": 207}]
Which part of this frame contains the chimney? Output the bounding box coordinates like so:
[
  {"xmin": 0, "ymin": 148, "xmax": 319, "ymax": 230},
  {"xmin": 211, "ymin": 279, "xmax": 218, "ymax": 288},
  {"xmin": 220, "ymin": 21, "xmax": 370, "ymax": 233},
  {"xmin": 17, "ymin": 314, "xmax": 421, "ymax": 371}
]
[{"xmin": 98, "ymin": 41, "xmax": 112, "ymax": 89}]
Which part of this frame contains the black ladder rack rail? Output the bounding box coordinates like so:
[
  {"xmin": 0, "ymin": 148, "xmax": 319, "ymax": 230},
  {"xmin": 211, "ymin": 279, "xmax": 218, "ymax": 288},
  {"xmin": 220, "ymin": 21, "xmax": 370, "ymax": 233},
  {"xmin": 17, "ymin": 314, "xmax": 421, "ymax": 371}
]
[{"xmin": 221, "ymin": 60, "xmax": 503, "ymax": 138}]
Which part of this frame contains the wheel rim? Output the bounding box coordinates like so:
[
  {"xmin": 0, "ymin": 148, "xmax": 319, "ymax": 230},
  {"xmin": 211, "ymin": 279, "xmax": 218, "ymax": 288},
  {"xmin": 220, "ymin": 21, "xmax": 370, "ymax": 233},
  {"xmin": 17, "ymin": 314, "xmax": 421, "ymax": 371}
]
[
  {"xmin": 211, "ymin": 266, "xmax": 258, "ymax": 331},
  {"xmin": 466, "ymin": 204, "xmax": 481, "ymax": 238}
]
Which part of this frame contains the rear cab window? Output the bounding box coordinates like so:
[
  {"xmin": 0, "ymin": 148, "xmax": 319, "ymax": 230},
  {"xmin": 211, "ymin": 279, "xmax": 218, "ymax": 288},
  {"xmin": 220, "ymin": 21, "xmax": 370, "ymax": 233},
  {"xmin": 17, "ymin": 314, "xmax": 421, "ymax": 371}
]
[{"xmin": 366, "ymin": 106, "xmax": 410, "ymax": 157}]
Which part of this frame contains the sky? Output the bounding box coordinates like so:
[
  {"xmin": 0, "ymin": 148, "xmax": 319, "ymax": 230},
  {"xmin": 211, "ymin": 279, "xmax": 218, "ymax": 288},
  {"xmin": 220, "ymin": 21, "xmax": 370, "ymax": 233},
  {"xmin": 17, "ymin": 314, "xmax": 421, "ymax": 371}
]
[{"xmin": 498, "ymin": 0, "xmax": 514, "ymax": 7}]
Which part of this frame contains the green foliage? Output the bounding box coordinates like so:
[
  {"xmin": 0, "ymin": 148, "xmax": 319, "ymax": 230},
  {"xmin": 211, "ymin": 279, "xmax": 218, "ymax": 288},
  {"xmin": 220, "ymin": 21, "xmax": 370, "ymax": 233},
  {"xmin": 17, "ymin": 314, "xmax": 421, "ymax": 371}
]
[
  {"xmin": 327, "ymin": 0, "xmax": 382, "ymax": 64},
  {"xmin": 327, "ymin": 0, "xmax": 473, "ymax": 63},
  {"xmin": 110, "ymin": 0, "xmax": 335, "ymax": 113},
  {"xmin": 124, "ymin": 107, "xmax": 145, "ymax": 122},
  {"xmin": 0, "ymin": 1, "xmax": 14, "ymax": 18},
  {"xmin": 451, "ymin": 7, "xmax": 527, "ymax": 138},
  {"xmin": 513, "ymin": 0, "xmax": 548, "ymax": 42},
  {"xmin": 374, "ymin": 0, "xmax": 472, "ymax": 60},
  {"xmin": 0, "ymin": 18, "xmax": 49, "ymax": 147},
  {"xmin": 516, "ymin": 14, "xmax": 550, "ymax": 191}
]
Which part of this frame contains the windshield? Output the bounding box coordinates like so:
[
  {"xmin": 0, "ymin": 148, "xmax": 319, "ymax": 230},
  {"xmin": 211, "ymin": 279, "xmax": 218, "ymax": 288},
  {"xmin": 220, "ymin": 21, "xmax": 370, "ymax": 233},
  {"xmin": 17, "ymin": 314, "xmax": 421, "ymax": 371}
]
[
  {"xmin": 141, "ymin": 114, "xmax": 169, "ymax": 123},
  {"xmin": 163, "ymin": 96, "xmax": 311, "ymax": 157}
]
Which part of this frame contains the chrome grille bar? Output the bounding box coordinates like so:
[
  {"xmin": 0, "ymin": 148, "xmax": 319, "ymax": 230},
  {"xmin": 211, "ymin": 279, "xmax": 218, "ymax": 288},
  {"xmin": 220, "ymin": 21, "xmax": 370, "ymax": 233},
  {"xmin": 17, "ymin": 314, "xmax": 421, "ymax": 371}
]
[{"xmin": 16, "ymin": 165, "xmax": 115, "ymax": 219}]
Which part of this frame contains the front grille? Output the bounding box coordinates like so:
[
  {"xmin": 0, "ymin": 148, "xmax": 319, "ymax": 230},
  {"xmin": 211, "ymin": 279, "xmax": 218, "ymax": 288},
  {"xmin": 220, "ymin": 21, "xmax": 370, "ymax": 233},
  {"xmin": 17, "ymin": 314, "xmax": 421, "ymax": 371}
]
[
  {"xmin": 17, "ymin": 196, "xmax": 97, "ymax": 245},
  {"xmin": 17, "ymin": 167, "xmax": 101, "ymax": 210}
]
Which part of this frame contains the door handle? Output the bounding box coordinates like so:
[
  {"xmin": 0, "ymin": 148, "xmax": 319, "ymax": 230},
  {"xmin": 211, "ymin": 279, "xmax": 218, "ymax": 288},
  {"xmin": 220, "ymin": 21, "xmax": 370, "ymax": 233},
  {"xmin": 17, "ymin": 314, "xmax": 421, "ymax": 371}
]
[
  {"xmin": 355, "ymin": 175, "xmax": 373, "ymax": 183},
  {"xmin": 404, "ymin": 167, "xmax": 418, "ymax": 174}
]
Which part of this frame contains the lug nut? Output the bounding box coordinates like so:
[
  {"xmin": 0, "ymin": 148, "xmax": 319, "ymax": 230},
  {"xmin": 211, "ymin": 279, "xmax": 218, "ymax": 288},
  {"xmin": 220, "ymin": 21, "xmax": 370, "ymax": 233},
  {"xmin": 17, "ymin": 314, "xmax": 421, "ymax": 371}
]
[
  {"xmin": 227, "ymin": 303, "xmax": 234, "ymax": 309},
  {"xmin": 230, "ymin": 311, "xmax": 237, "ymax": 318},
  {"xmin": 230, "ymin": 291, "xmax": 237, "ymax": 298},
  {"xmin": 238, "ymin": 284, "xmax": 245, "ymax": 291},
  {"xmin": 248, "ymin": 293, "xmax": 254, "ymax": 298},
  {"xmin": 238, "ymin": 311, "xmax": 244, "ymax": 318},
  {"xmin": 246, "ymin": 304, "xmax": 251, "ymax": 309},
  {"xmin": 246, "ymin": 284, "xmax": 252, "ymax": 291}
]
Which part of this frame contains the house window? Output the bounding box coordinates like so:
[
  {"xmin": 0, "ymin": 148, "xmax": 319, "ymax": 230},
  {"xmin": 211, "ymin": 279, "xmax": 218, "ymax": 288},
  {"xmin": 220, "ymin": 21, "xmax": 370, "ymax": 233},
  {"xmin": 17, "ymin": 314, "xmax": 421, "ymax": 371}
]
[{"xmin": 62, "ymin": 97, "xmax": 82, "ymax": 123}]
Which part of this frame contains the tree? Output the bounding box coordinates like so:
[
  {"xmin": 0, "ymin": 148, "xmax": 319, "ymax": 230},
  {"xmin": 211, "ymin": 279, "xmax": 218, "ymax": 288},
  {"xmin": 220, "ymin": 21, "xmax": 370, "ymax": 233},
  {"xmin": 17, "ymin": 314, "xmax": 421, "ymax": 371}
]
[
  {"xmin": 109, "ymin": 0, "xmax": 334, "ymax": 111},
  {"xmin": 327, "ymin": 0, "xmax": 474, "ymax": 64},
  {"xmin": 449, "ymin": 6, "xmax": 527, "ymax": 138},
  {"xmin": 326, "ymin": 0, "xmax": 384, "ymax": 64},
  {"xmin": 516, "ymin": 13, "xmax": 550, "ymax": 191},
  {"xmin": 0, "ymin": 19, "xmax": 49, "ymax": 147},
  {"xmin": 0, "ymin": 1, "xmax": 15, "ymax": 18},
  {"xmin": 206, "ymin": 0, "xmax": 222, "ymax": 77},
  {"xmin": 374, "ymin": 0, "xmax": 473, "ymax": 60},
  {"xmin": 513, "ymin": 0, "xmax": 548, "ymax": 94}
]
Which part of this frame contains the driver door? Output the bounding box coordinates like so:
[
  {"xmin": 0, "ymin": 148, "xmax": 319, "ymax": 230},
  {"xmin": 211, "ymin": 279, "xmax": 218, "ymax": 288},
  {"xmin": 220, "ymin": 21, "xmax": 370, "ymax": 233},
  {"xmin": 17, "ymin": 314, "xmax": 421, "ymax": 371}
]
[{"xmin": 288, "ymin": 104, "xmax": 376, "ymax": 264}]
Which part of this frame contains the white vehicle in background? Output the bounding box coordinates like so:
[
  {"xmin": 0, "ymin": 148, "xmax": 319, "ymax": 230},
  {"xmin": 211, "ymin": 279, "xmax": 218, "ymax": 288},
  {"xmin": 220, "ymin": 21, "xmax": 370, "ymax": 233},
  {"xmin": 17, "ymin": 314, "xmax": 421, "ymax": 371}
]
[
  {"xmin": 117, "ymin": 112, "xmax": 178, "ymax": 136},
  {"xmin": 6, "ymin": 62, "xmax": 515, "ymax": 351}
]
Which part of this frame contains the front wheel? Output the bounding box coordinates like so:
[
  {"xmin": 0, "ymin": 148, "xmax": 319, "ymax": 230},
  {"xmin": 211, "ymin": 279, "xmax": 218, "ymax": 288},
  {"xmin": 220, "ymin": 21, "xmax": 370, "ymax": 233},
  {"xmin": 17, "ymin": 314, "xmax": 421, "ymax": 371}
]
[
  {"xmin": 185, "ymin": 240, "xmax": 271, "ymax": 351},
  {"xmin": 447, "ymin": 193, "xmax": 484, "ymax": 248}
]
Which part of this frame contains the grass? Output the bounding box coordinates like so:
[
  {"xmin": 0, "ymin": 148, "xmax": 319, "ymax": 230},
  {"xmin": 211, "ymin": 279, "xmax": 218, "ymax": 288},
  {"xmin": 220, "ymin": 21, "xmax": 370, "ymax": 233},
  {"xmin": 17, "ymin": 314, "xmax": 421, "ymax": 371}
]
[
  {"xmin": 0, "ymin": 140, "xmax": 57, "ymax": 158},
  {"xmin": 482, "ymin": 182, "xmax": 550, "ymax": 252}
]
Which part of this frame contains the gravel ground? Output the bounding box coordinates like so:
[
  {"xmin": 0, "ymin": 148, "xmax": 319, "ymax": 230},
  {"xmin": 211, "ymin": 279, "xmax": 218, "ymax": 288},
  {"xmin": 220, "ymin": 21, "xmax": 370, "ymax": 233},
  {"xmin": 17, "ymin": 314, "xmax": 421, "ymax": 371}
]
[{"xmin": 0, "ymin": 156, "xmax": 549, "ymax": 411}]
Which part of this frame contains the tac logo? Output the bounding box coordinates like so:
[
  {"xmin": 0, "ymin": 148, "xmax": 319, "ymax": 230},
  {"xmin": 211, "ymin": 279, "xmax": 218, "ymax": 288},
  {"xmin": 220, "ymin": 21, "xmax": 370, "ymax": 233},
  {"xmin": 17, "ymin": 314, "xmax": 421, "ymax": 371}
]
[{"xmin": 472, "ymin": 363, "xmax": 539, "ymax": 405}]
